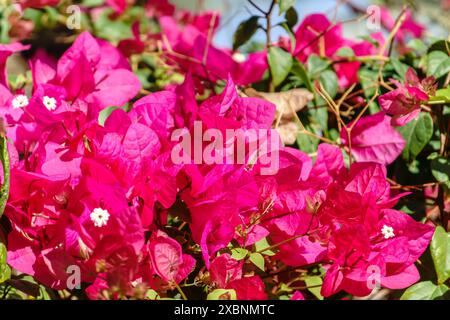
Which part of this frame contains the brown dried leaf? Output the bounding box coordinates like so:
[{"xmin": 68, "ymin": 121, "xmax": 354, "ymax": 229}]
[
  {"xmin": 244, "ymin": 88, "xmax": 313, "ymax": 120},
  {"xmin": 276, "ymin": 121, "xmax": 299, "ymax": 145}
]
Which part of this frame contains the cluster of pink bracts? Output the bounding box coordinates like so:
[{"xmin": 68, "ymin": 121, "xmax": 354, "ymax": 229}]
[{"xmin": 0, "ymin": 1, "xmax": 437, "ymax": 300}]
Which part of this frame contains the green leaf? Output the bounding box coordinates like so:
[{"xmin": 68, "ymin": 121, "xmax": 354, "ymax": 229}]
[
  {"xmin": 307, "ymin": 54, "xmax": 330, "ymax": 78},
  {"xmin": 268, "ymin": 47, "xmax": 293, "ymax": 87},
  {"xmin": 291, "ymin": 60, "xmax": 313, "ymax": 92},
  {"xmin": 358, "ymin": 68, "xmax": 379, "ymax": 99},
  {"xmin": 397, "ymin": 112, "xmax": 433, "ymax": 162},
  {"xmin": 230, "ymin": 248, "xmax": 248, "ymax": 261},
  {"xmin": 0, "ymin": 16, "xmax": 10, "ymax": 44},
  {"xmin": 304, "ymin": 275, "xmax": 323, "ymax": 300},
  {"xmin": 390, "ymin": 58, "xmax": 410, "ymax": 78},
  {"xmin": 207, "ymin": 289, "xmax": 237, "ymax": 300},
  {"xmin": 285, "ymin": 7, "xmax": 298, "ymax": 28},
  {"xmin": 232, "ymin": 16, "xmax": 260, "ymax": 51},
  {"xmin": 81, "ymin": 0, "xmax": 104, "ymax": 7},
  {"xmin": 0, "ymin": 243, "xmax": 10, "ymax": 284},
  {"xmin": 296, "ymin": 123, "xmax": 320, "ymax": 153},
  {"xmin": 249, "ymin": 252, "xmax": 265, "ymax": 271},
  {"xmin": 0, "ymin": 134, "xmax": 10, "ymax": 218},
  {"xmin": 407, "ymin": 39, "xmax": 427, "ymax": 55},
  {"xmin": 431, "ymin": 226, "xmax": 450, "ymax": 284},
  {"xmin": 280, "ymin": 23, "xmax": 296, "ymax": 53},
  {"xmin": 427, "ymin": 40, "xmax": 450, "ymax": 54},
  {"xmin": 254, "ymin": 237, "xmax": 276, "ymax": 256},
  {"xmin": 431, "ymin": 156, "xmax": 450, "ymax": 187},
  {"xmin": 427, "ymin": 51, "xmax": 450, "ymax": 79},
  {"xmin": 93, "ymin": 9, "xmax": 133, "ymax": 42},
  {"xmin": 98, "ymin": 106, "xmax": 119, "ymax": 126},
  {"xmin": 335, "ymin": 46, "xmax": 354, "ymax": 58},
  {"xmin": 145, "ymin": 289, "xmax": 160, "ymax": 300},
  {"xmin": 278, "ymin": 283, "xmax": 293, "ymax": 293},
  {"xmin": 318, "ymin": 69, "xmax": 338, "ymax": 99},
  {"xmin": 429, "ymin": 87, "xmax": 450, "ymax": 103},
  {"xmin": 279, "ymin": 0, "xmax": 296, "ymax": 14},
  {"xmin": 400, "ymin": 281, "xmax": 449, "ymax": 300}
]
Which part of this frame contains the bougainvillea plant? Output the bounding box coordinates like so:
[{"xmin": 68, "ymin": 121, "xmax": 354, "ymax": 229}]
[{"xmin": 0, "ymin": 0, "xmax": 449, "ymax": 300}]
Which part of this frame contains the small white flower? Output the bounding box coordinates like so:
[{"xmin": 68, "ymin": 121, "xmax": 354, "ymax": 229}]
[
  {"xmin": 12, "ymin": 94, "xmax": 28, "ymax": 109},
  {"xmin": 43, "ymin": 96, "xmax": 57, "ymax": 111},
  {"xmin": 232, "ymin": 52, "xmax": 246, "ymax": 63},
  {"xmin": 90, "ymin": 208, "xmax": 110, "ymax": 228},
  {"xmin": 381, "ymin": 225, "xmax": 395, "ymax": 239}
]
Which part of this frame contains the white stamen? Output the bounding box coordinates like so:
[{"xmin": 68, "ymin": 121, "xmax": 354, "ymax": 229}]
[
  {"xmin": 90, "ymin": 208, "xmax": 110, "ymax": 228},
  {"xmin": 381, "ymin": 225, "xmax": 395, "ymax": 239},
  {"xmin": 12, "ymin": 94, "xmax": 28, "ymax": 109},
  {"xmin": 43, "ymin": 96, "xmax": 57, "ymax": 111}
]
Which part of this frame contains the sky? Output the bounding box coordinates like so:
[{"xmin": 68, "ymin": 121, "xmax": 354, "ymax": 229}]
[{"xmin": 171, "ymin": 0, "xmax": 448, "ymax": 48}]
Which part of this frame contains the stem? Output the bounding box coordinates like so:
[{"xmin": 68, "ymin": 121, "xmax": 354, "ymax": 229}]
[
  {"xmin": 174, "ymin": 282, "xmax": 188, "ymax": 300},
  {"xmin": 265, "ymin": 0, "xmax": 276, "ymax": 92},
  {"xmin": 436, "ymin": 105, "xmax": 448, "ymax": 230}
]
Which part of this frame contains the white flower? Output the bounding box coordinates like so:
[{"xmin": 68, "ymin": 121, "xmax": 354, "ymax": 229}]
[
  {"xmin": 90, "ymin": 208, "xmax": 110, "ymax": 228},
  {"xmin": 381, "ymin": 225, "xmax": 395, "ymax": 239},
  {"xmin": 43, "ymin": 96, "xmax": 57, "ymax": 111},
  {"xmin": 232, "ymin": 52, "xmax": 246, "ymax": 63},
  {"xmin": 12, "ymin": 94, "xmax": 28, "ymax": 109}
]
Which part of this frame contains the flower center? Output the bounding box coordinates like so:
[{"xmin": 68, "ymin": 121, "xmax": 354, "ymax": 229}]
[
  {"xmin": 90, "ymin": 208, "xmax": 110, "ymax": 227},
  {"xmin": 12, "ymin": 95, "xmax": 29, "ymax": 109},
  {"xmin": 43, "ymin": 96, "xmax": 57, "ymax": 111},
  {"xmin": 381, "ymin": 225, "xmax": 395, "ymax": 239}
]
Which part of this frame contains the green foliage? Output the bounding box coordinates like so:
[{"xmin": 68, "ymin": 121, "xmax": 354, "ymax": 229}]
[
  {"xmin": 429, "ymin": 154, "xmax": 450, "ymax": 188},
  {"xmin": 279, "ymin": 0, "xmax": 297, "ymax": 14},
  {"xmin": 233, "ymin": 16, "xmax": 260, "ymax": 51},
  {"xmin": 397, "ymin": 112, "xmax": 433, "ymax": 162},
  {"xmin": 431, "ymin": 226, "xmax": 450, "ymax": 285},
  {"xmin": 0, "ymin": 243, "xmax": 11, "ymax": 284},
  {"xmin": 207, "ymin": 289, "xmax": 237, "ymax": 300},
  {"xmin": 0, "ymin": 135, "xmax": 10, "ymax": 218},
  {"xmin": 401, "ymin": 281, "xmax": 449, "ymax": 300},
  {"xmin": 427, "ymin": 51, "xmax": 450, "ymax": 79},
  {"xmin": 249, "ymin": 252, "xmax": 265, "ymax": 271},
  {"xmin": 268, "ymin": 47, "xmax": 293, "ymax": 87}
]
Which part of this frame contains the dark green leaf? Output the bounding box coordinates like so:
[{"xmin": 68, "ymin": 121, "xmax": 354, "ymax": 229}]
[
  {"xmin": 397, "ymin": 112, "xmax": 433, "ymax": 162},
  {"xmin": 431, "ymin": 156, "xmax": 450, "ymax": 187},
  {"xmin": 279, "ymin": 0, "xmax": 296, "ymax": 14},
  {"xmin": 427, "ymin": 40, "xmax": 450, "ymax": 54},
  {"xmin": 285, "ymin": 7, "xmax": 298, "ymax": 28},
  {"xmin": 232, "ymin": 16, "xmax": 260, "ymax": 51}
]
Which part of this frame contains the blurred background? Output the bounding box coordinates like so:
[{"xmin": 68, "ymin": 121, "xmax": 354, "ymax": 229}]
[{"xmin": 170, "ymin": 0, "xmax": 449, "ymax": 47}]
